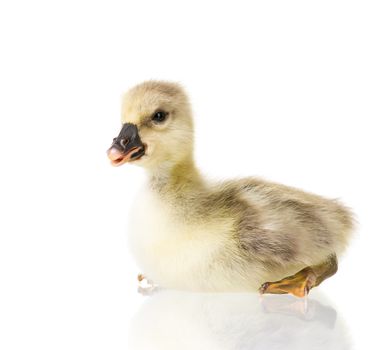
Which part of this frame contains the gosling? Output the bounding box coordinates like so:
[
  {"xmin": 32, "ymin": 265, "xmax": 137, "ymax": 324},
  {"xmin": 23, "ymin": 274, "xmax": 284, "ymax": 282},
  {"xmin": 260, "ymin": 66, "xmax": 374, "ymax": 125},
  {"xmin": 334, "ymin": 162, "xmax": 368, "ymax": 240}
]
[{"xmin": 107, "ymin": 81, "xmax": 354, "ymax": 297}]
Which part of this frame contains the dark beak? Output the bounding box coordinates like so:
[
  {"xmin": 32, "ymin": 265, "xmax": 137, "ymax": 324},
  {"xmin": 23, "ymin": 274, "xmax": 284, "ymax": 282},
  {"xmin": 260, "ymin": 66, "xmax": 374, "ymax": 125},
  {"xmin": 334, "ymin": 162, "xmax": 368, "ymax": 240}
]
[{"xmin": 107, "ymin": 123, "xmax": 145, "ymax": 166}]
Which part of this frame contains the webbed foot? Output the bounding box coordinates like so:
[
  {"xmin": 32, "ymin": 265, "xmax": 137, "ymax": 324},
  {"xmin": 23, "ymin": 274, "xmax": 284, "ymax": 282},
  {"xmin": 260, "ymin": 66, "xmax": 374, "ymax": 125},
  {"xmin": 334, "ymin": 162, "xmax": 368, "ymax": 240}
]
[
  {"xmin": 137, "ymin": 273, "xmax": 145, "ymax": 282},
  {"xmin": 137, "ymin": 273, "xmax": 158, "ymax": 295},
  {"xmin": 259, "ymin": 267, "xmax": 317, "ymax": 298}
]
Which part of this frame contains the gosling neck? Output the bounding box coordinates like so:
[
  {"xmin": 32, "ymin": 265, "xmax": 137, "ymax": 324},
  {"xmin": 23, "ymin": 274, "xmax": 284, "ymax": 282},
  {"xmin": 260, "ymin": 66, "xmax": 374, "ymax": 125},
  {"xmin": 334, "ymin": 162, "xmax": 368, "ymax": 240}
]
[{"xmin": 147, "ymin": 156, "xmax": 204, "ymax": 195}]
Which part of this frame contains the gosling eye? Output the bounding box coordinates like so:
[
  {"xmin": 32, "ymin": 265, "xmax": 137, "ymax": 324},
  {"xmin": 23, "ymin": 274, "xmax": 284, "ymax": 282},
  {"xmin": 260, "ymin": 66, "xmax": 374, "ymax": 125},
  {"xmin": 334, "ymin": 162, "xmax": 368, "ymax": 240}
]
[
  {"xmin": 151, "ymin": 110, "xmax": 168, "ymax": 123},
  {"xmin": 120, "ymin": 138, "xmax": 128, "ymax": 147}
]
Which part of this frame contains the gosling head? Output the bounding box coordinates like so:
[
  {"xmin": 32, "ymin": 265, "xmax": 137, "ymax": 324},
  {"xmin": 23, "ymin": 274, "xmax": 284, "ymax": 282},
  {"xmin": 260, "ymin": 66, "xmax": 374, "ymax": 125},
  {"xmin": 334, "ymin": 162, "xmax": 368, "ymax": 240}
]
[{"xmin": 107, "ymin": 81, "xmax": 194, "ymax": 172}]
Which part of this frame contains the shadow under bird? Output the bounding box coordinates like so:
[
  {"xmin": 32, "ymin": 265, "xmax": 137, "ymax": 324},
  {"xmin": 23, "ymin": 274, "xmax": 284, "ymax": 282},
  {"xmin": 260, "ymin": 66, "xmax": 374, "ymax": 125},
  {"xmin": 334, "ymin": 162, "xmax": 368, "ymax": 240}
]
[{"xmin": 107, "ymin": 81, "xmax": 354, "ymax": 297}]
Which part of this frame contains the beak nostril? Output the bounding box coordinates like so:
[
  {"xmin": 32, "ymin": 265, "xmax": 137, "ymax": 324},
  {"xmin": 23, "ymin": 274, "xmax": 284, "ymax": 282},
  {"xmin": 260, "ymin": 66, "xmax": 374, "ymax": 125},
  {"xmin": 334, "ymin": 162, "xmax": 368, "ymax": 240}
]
[{"xmin": 120, "ymin": 138, "xmax": 129, "ymax": 147}]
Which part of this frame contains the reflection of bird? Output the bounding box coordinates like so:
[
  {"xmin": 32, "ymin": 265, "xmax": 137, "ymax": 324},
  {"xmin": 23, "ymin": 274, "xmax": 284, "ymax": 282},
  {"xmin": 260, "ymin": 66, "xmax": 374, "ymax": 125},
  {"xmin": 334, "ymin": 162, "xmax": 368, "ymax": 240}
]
[
  {"xmin": 129, "ymin": 291, "xmax": 351, "ymax": 350},
  {"xmin": 107, "ymin": 81, "xmax": 354, "ymax": 297}
]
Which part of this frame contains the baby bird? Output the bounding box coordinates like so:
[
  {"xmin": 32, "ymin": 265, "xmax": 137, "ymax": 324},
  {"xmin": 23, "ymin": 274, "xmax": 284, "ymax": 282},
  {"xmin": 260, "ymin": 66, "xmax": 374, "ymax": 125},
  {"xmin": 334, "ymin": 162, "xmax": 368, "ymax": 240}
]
[{"xmin": 107, "ymin": 81, "xmax": 354, "ymax": 297}]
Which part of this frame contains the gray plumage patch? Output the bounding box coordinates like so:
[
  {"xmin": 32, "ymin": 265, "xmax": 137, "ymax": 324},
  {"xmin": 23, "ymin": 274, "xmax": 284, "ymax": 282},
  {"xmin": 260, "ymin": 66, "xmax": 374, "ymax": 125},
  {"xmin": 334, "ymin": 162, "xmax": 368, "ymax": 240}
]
[
  {"xmin": 279, "ymin": 199, "xmax": 332, "ymax": 247},
  {"xmin": 237, "ymin": 208, "xmax": 298, "ymax": 263},
  {"xmin": 220, "ymin": 190, "xmax": 299, "ymax": 264}
]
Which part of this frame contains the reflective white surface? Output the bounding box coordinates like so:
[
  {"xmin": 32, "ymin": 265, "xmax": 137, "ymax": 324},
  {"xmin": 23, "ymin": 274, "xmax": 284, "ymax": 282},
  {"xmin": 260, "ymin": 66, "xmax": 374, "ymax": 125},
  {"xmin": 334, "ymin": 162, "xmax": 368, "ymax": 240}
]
[{"xmin": 129, "ymin": 290, "xmax": 351, "ymax": 350}]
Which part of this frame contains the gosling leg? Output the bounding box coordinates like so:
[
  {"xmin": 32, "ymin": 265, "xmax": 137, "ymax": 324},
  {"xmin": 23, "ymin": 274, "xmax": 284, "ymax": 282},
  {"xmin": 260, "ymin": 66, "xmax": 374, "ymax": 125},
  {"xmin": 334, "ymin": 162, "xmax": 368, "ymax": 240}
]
[{"xmin": 259, "ymin": 254, "xmax": 338, "ymax": 298}]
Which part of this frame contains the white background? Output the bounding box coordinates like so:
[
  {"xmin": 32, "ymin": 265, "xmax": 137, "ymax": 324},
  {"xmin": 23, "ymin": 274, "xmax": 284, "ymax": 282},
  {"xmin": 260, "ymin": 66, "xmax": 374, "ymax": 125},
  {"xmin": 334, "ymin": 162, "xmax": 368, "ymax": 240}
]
[{"xmin": 1, "ymin": 1, "xmax": 384, "ymax": 349}]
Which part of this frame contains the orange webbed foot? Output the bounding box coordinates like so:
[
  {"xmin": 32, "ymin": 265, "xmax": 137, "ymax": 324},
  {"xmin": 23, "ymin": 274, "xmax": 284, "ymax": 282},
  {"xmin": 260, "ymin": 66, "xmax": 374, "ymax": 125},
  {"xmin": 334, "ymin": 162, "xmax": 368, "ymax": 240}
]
[{"xmin": 259, "ymin": 267, "xmax": 317, "ymax": 298}]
